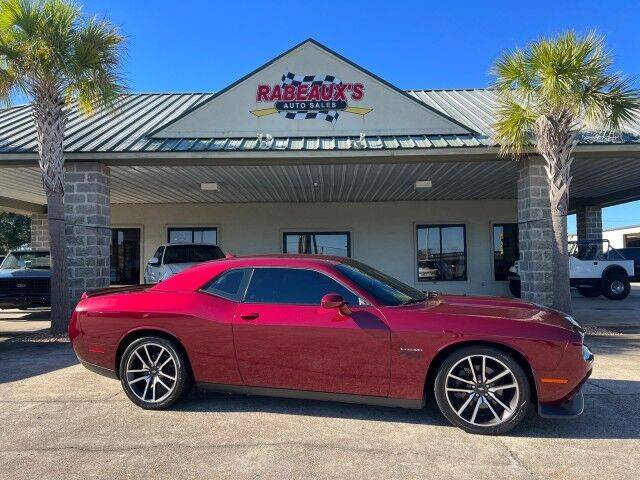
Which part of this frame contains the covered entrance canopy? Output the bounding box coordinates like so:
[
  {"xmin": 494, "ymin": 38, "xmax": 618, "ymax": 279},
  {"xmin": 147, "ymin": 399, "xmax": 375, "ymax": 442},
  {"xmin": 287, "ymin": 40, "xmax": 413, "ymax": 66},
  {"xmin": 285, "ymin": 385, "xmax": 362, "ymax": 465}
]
[{"xmin": 0, "ymin": 39, "xmax": 639, "ymax": 305}]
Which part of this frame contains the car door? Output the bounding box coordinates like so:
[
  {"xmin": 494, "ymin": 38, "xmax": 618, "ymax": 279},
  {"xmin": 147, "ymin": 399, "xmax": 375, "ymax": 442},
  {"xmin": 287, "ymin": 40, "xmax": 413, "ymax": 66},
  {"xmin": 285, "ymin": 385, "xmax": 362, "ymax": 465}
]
[{"xmin": 233, "ymin": 267, "xmax": 390, "ymax": 397}]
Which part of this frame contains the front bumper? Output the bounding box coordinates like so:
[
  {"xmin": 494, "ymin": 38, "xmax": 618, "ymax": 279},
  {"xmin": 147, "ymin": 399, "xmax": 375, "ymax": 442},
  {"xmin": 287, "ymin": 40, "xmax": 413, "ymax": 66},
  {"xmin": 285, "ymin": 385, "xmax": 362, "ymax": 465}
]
[
  {"xmin": 0, "ymin": 293, "xmax": 50, "ymax": 309},
  {"xmin": 537, "ymin": 344, "xmax": 593, "ymax": 418}
]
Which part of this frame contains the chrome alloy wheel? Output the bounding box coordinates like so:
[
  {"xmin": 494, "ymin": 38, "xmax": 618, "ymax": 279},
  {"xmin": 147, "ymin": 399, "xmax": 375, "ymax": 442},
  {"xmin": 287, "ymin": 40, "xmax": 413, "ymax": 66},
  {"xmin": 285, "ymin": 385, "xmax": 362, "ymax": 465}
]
[
  {"xmin": 610, "ymin": 280, "xmax": 625, "ymax": 295},
  {"xmin": 444, "ymin": 354, "xmax": 520, "ymax": 427},
  {"xmin": 125, "ymin": 342, "xmax": 177, "ymax": 403}
]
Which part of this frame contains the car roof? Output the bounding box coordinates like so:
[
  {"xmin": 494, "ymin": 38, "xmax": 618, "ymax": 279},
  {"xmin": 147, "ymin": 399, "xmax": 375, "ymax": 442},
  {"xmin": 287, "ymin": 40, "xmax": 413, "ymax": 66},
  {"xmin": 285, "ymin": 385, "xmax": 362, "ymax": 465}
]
[
  {"xmin": 153, "ymin": 254, "xmax": 350, "ymax": 291},
  {"xmin": 160, "ymin": 243, "xmax": 220, "ymax": 247}
]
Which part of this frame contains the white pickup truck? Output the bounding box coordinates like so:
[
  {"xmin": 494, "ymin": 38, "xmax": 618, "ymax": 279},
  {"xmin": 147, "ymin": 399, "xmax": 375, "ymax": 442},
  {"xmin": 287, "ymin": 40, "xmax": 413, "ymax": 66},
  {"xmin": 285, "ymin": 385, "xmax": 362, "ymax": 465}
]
[{"xmin": 508, "ymin": 239, "xmax": 635, "ymax": 300}]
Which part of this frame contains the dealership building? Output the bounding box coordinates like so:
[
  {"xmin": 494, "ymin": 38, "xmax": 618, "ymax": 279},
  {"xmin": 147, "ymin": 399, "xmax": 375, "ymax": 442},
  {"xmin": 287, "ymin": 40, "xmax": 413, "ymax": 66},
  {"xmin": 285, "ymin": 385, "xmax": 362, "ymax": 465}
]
[{"xmin": 1, "ymin": 39, "xmax": 639, "ymax": 306}]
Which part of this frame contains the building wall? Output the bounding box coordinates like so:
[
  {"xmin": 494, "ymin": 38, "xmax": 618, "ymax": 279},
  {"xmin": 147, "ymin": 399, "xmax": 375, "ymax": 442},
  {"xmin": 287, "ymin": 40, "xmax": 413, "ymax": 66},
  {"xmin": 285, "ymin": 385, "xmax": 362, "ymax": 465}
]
[
  {"xmin": 112, "ymin": 199, "xmax": 517, "ymax": 296},
  {"xmin": 603, "ymin": 226, "xmax": 640, "ymax": 249}
]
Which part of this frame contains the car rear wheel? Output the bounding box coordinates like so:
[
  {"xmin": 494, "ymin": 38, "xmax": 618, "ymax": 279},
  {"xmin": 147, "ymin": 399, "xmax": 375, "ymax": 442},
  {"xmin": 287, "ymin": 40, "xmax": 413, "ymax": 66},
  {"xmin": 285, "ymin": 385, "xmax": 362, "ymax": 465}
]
[
  {"xmin": 434, "ymin": 346, "xmax": 531, "ymax": 435},
  {"xmin": 601, "ymin": 272, "xmax": 631, "ymax": 300},
  {"xmin": 119, "ymin": 336, "xmax": 191, "ymax": 409},
  {"xmin": 577, "ymin": 287, "xmax": 601, "ymax": 298}
]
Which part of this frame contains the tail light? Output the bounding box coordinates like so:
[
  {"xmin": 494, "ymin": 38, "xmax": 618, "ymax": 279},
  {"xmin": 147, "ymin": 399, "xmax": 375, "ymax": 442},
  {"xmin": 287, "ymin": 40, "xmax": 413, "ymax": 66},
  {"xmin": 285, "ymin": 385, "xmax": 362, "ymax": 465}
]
[{"xmin": 68, "ymin": 308, "xmax": 80, "ymax": 342}]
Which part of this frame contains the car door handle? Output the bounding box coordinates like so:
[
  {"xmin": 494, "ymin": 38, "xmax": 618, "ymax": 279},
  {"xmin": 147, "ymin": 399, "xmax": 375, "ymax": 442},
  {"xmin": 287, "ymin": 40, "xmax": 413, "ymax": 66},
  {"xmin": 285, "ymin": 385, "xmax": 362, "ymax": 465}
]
[{"xmin": 240, "ymin": 312, "xmax": 259, "ymax": 321}]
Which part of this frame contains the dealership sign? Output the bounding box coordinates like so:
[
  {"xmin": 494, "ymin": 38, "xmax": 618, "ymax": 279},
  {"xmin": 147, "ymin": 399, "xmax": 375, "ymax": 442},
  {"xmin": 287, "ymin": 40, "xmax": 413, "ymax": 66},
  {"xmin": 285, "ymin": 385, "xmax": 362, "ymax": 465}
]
[{"xmin": 251, "ymin": 73, "xmax": 372, "ymax": 123}]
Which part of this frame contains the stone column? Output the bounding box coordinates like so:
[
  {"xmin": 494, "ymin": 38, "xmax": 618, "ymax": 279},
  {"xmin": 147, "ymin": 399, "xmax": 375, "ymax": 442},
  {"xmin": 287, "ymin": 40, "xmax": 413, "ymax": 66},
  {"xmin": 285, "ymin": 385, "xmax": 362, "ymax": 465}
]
[
  {"xmin": 517, "ymin": 157, "xmax": 553, "ymax": 306},
  {"xmin": 30, "ymin": 212, "xmax": 50, "ymax": 250},
  {"xmin": 64, "ymin": 162, "xmax": 111, "ymax": 305},
  {"xmin": 576, "ymin": 205, "xmax": 602, "ymax": 242}
]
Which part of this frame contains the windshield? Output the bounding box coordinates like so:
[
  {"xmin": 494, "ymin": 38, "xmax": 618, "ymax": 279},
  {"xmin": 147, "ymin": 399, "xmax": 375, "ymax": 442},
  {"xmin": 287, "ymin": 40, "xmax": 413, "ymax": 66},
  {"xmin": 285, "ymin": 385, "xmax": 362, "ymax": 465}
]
[
  {"xmin": 1, "ymin": 251, "xmax": 51, "ymax": 270},
  {"xmin": 163, "ymin": 245, "xmax": 224, "ymax": 264},
  {"xmin": 335, "ymin": 260, "xmax": 428, "ymax": 306}
]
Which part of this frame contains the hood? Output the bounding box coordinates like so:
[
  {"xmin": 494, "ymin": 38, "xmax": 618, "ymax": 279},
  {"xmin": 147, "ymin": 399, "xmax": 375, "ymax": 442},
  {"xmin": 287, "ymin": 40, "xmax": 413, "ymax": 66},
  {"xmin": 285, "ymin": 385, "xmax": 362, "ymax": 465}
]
[
  {"xmin": 413, "ymin": 294, "xmax": 574, "ymax": 331},
  {"xmin": 0, "ymin": 268, "xmax": 51, "ymax": 279}
]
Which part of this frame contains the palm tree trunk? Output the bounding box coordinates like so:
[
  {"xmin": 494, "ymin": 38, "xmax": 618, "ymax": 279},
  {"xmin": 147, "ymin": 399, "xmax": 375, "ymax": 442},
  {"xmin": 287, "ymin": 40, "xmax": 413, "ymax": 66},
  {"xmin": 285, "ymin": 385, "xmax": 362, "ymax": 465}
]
[
  {"xmin": 536, "ymin": 112, "xmax": 576, "ymax": 314},
  {"xmin": 550, "ymin": 200, "xmax": 572, "ymax": 313},
  {"xmin": 33, "ymin": 88, "xmax": 71, "ymax": 333}
]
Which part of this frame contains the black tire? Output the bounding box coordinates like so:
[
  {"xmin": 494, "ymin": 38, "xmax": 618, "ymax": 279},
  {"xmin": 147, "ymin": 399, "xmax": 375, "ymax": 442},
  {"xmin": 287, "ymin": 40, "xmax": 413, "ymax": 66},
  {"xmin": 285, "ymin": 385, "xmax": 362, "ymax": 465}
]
[
  {"xmin": 577, "ymin": 287, "xmax": 601, "ymax": 298},
  {"xmin": 601, "ymin": 272, "xmax": 631, "ymax": 300},
  {"xmin": 509, "ymin": 280, "xmax": 521, "ymax": 298},
  {"xmin": 119, "ymin": 336, "xmax": 191, "ymax": 410},
  {"xmin": 434, "ymin": 346, "xmax": 531, "ymax": 435}
]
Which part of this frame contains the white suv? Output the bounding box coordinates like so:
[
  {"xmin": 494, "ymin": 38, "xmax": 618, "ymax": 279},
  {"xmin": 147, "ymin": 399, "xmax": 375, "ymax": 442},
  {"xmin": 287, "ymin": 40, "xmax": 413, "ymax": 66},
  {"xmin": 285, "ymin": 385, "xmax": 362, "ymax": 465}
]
[
  {"xmin": 508, "ymin": 239, "xmax": 635, "ymax": 300},
  {"xmin": 144, "ymin": 243, "xmax": 225, "ymax": 284}
]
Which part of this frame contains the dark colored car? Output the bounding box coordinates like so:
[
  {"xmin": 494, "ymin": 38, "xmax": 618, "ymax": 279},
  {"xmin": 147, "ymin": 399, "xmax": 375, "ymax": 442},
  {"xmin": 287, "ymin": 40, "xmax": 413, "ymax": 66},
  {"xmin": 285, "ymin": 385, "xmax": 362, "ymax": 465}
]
[
  {"xmin": 617, "ymin": 247, "xmax": 640, "ymax": 281},
  {"xmin": 0, "ymin": 250, "xmax": 51, "ymax": 309},
  {"xmin": 70, "ymin": 255, "xmax": 593, "ymax": 435}
]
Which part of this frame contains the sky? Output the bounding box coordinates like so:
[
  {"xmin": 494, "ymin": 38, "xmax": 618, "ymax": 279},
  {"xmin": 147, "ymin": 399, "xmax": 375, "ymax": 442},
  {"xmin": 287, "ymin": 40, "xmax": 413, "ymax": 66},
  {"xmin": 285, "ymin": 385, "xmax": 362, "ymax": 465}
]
[{"xmin": 76, "ymin": 0, "xmax": 640, "ymax": 233}]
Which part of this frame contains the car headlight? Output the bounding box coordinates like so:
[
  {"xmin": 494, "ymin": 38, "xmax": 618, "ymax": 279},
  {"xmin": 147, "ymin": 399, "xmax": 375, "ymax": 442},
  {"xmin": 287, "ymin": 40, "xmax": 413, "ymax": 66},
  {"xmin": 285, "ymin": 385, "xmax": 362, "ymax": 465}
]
[{"xmin": 582, "ymin": 344, "xmax": 594, "ymax": 363}]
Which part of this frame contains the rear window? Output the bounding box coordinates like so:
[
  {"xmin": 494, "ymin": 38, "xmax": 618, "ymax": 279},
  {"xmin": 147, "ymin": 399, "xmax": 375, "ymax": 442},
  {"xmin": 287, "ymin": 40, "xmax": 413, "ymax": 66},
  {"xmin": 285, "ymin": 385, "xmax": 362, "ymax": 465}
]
[{"xmin": 163, "ymin": 245, "xmax": 224, "ymax": 264}]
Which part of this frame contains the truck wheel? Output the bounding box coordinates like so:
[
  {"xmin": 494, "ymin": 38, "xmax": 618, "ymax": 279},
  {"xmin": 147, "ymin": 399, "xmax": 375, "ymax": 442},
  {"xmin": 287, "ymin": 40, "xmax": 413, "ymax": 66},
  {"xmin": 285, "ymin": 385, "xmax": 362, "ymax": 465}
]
[
  {"xmin": 601, "ymin": 273, "xmax": 631, "ymax": 300},
  {"xmin": 509, "ymin": 280, "xmax": 521, "ymax": 298},
  {"xmin": 577, "ymin": 287, "xmax": 600, "ymax": 298}
]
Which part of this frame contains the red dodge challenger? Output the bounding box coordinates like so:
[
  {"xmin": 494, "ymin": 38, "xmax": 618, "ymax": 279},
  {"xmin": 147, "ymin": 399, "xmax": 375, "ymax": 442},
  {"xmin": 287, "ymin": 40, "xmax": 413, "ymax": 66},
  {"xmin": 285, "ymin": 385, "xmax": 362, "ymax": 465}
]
[{"xmin": 69, "ymin": 255, "xmax": 593, "ymax": 435}]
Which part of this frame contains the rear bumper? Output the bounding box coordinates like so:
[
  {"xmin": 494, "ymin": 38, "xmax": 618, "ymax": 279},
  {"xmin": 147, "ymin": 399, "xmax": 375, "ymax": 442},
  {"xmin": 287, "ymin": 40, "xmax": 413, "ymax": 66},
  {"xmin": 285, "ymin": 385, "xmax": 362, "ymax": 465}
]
[{"xmin": 79, "ymin": 358, "xmax": 118, "ymax": 380}]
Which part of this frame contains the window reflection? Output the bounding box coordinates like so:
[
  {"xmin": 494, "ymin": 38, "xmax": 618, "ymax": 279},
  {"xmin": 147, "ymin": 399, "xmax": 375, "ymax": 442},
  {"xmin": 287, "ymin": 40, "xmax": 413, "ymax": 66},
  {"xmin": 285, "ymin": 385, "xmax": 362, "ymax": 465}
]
[{"xmin": 417, "ymin": 225, "xmax": 467, "ymax": 281}]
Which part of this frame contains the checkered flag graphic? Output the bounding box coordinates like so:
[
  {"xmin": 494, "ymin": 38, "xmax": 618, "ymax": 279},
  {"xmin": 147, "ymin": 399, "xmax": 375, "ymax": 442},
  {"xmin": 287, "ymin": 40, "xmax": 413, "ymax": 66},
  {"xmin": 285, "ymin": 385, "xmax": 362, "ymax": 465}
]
[{"xmin": 280, "ymin": 73, "xmax": 342, "ymax": 123}]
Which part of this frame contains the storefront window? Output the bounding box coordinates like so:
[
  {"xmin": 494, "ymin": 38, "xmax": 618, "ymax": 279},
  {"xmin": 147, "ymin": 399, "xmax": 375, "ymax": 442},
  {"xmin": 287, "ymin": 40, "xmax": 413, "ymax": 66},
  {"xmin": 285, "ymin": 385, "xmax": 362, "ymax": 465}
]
[
  {"xmin": 493, "ymin": 223, "xmax": 519, "ymax": 281},
  {"xmin": 417, "ymin": 225, "xmax": 467, "ymax": 281},
  {"xmin": 283, "ymin": 232, "xmax": 350, "ymax": 257},
  {"xmin": 168, "ymin": 227, "xmax": 217, "ymax": 244}
]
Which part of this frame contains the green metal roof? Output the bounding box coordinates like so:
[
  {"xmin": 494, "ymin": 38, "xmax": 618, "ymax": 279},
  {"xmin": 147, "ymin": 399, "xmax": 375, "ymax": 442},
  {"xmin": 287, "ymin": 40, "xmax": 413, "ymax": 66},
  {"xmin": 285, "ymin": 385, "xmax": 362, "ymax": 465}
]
[{"xmin": 0, "ymin": 89, "xmax": 638, "ymax": 154}]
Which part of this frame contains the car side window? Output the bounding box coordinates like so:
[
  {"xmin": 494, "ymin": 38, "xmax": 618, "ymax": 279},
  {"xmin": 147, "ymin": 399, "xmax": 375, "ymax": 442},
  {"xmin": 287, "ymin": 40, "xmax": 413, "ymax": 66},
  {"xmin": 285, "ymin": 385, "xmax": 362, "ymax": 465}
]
[
  {"xmin": 203, "ymin": 269, "xmax": 250, "ymax": 300},
  {"xmin": 244, "ymin": 268, "xmax": 359, "ymax": 305}
]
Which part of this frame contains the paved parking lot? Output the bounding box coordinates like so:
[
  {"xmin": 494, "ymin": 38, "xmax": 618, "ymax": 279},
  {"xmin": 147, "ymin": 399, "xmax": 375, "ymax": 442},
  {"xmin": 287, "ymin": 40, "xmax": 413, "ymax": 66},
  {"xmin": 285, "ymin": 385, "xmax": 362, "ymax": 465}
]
[{"xmin": 1, "ymin": 291, "xmax": 639, "ymax": 479}]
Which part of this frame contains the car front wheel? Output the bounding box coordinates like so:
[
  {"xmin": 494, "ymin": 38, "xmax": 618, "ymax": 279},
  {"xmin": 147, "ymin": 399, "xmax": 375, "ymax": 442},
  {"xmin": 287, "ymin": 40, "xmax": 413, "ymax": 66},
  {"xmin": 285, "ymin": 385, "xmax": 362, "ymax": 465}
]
[
  {"xmin": 119, "ymin": 336, "xmax": 191, "ymax": 409},
  {"xmin": 434, "ymin": 346, "xmax": 531, "ymax": 435}
]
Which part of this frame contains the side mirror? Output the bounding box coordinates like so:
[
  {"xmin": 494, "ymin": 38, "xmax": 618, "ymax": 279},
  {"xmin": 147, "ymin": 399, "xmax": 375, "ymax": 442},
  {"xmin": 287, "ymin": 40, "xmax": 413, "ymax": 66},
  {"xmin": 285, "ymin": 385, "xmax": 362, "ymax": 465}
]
[
  {"xmin": 148, "ymin": 257, "xmax": 160, "ymax": 267},
  {"xmin": 321, "ymin": 293, "xmax": 351, "ymax": 316}
]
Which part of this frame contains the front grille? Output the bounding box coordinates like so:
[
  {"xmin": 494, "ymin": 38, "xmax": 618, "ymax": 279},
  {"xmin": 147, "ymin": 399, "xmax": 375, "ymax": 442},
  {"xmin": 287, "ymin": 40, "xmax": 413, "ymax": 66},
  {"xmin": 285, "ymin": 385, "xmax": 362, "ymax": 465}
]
[{"xmin": 0, "ymin": 277, "xmax": 50, "ymax": 295}]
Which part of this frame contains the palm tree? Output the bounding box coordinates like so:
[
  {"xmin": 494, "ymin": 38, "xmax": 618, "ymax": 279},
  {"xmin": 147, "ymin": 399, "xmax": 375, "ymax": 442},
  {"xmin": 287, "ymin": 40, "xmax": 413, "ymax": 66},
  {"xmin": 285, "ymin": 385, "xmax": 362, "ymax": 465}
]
[
  {"xmin": 0, "ymin": 0, "xmax": 124, "ymax": 332},
  {"xmin": 492, "ymin": 31, "xmax": 640, "ymax": 313}
]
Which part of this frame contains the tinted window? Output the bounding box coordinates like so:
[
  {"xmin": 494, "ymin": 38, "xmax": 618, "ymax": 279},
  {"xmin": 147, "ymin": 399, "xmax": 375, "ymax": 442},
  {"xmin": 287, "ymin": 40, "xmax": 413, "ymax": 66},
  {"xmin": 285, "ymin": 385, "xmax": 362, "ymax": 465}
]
[
  {"xmin": 168, "ymin": 227, "xmax": 217, "ymax": 244},
  {"xmin": 283, "ymin": 232, "xmax": 350, "ymax": 257},
  {"xmin": 336, "ymin": 260, "xmax": 427, "ymax": 306},
  {"xmin": 163, "ymin": 245, "xmax": 224, "ymax": 264},
  {"xmin": 493, "ymin": 224, "xmax": 519, "ymax": 281},
  {"xmin": 204, "ymin": 269, "xmax": 248, "ymax": 299},
  {"xmin": 244, "ymin": 268, "xmax": 359, "ymax": 305},
  {"xmin": 417, "ymin": 225, "xmax": 467, "ymax": 281}
]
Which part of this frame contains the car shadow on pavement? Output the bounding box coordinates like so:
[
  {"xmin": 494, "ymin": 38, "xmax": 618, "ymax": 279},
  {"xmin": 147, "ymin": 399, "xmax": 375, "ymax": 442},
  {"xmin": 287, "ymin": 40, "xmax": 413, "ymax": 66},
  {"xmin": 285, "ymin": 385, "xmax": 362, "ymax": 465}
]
[
  {"xmin": 0, "ymin": 341, "xmax": 77, "ymax": 384},
  {"xmin": 173, "ymin": 380, "xmax": 640, "ymax": 439}
]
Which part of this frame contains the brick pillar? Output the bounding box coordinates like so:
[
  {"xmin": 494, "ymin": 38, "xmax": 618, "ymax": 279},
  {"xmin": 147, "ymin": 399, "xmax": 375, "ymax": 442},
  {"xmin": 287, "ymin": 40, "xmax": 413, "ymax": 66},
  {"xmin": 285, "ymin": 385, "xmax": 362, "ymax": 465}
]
[
  {"xmin": 64, "ymin": 162, "xmax": 111, "ymax": 305},
  {"xmin": 517, "ymin": 157, "xmax": 553, "ymax": 306},
  {"xmin": 576, "ymin": 205, "xmax": 602, "ymax": 241},
  {"xmin": 30, "ymin": 213, "xmax": 50, "ymax": 250}
]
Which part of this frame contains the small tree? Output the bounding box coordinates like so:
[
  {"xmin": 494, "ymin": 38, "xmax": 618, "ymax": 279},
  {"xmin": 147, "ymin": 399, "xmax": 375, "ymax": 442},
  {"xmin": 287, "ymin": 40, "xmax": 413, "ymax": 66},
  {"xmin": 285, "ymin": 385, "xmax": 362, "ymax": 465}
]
[
  {"xmin": 0, "ymin": 0, "xmax": 124, "ymax": 332},
  {"xmin": 0, "ymin": 211, "xmax": 30, "ymax": 253},
  {"xmin": 492, "ymin": 32, "xmax": 640, "ymax": 313}
]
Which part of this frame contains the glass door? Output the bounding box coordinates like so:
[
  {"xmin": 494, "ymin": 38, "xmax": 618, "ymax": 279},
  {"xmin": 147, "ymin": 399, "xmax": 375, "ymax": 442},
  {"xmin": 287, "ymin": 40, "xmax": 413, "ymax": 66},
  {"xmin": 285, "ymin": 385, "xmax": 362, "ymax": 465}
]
[{"xmin": 110, "ymin": 228, "xmax": 141, "ymax": 285}]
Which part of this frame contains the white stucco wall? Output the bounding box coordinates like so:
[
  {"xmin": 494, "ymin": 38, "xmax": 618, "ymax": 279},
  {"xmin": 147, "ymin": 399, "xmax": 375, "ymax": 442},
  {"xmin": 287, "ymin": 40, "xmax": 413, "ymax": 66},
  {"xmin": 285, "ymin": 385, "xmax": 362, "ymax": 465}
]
[
  {"xmin": 111, "ymin": 199, "xmax": 517, "ymax": 296},
  {"xmin": 603, "ymin": 226, "xmax": 640, "ymax": 249}
]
